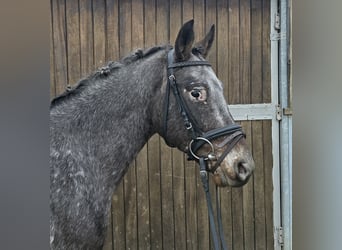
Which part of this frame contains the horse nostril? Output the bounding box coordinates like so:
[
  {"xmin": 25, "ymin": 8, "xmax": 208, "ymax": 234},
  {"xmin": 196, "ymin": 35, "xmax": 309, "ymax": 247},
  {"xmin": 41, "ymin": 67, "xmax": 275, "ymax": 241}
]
[
  {"xmin": 237, "ymin": 161, "xmax": 246, "ymax": 173},
  {"xmin": 235, "ymin": 161, "xmax": 250, "ymax": 182}
]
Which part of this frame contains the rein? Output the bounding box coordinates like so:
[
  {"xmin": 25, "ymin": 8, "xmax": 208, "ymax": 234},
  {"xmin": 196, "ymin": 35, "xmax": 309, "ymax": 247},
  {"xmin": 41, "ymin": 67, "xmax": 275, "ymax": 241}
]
[{"xmin": 163, "ymin": 49, "xmax": 245, "ymax": 250}]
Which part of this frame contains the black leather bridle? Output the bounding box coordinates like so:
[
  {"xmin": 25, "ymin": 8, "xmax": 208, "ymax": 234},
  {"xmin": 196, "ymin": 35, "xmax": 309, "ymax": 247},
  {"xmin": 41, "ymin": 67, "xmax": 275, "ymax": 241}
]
[{"xmin": 162, "ymin": 49, "xmax": 246, "ymax": 250}]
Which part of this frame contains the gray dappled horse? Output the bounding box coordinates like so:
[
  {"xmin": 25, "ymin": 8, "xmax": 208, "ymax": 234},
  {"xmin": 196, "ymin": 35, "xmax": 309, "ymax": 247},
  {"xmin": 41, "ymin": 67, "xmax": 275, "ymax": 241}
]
[{"xmin": 50, "ymin": 20, "xmax": 255, "ymax": 249}]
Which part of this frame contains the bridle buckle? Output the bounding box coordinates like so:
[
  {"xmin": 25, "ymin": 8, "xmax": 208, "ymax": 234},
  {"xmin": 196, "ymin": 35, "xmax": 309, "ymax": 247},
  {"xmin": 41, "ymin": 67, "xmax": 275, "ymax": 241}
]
[
  {"xmin": 185, "ymin": 122, "xmax": 193, "ymax": 130},
  {"xmin": 168, "ymin": 74, "xmax": 175, "ymax": 81}
]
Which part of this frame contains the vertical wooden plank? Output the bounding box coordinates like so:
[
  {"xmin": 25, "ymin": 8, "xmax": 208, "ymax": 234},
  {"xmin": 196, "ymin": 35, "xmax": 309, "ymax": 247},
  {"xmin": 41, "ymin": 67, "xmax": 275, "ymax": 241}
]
[
  {"xmin": 182, "ymin": 0, "xmax": 193, "ymax": 21},
  {"xmin": 251, "ymin": 0, "xmax": 267, "ymax": 248},
  {"xmin": 205, "ymin": 0, "xmax": 217, "ymax": 72},
  {"xmin": 251, "ymin": 0, "xmax": 263, "ymax": 105},
  {"xmin": 232, "ymin": 187, "xmax": 244, "ymax": 250},
  {"xmin": 112, "ymin": 184, "xmax": 126, "ymax": 249},
  {"xmin": 102, "ymin": 203, "xmax": 113, "ymax": 250},
  {"xmin": 262, "ymin": 0, "xmax": 271, "ymax": 104},
  {"xmin": 220, "ymin": 185, "xmax": 233, "ymax": 250},
  {"xmin": 105, "ymin": 0, "xmax": 119, "ymax": 62},
  {"xmin": 156, "ymin": 1, "xmax": 173, "ymax": 249},
  {"xmin": 184, "ymin": 154, "xmax": 198, "ymax": 250},
  {"xmin": 148, "ymin": 74, "xmax": 163, "ymax": 246},
  {"xmin": 159, "ymin": 139, "xmax": 173, "ymax": 250},
  {"xmin": 79, "ymin": 0, "xmax": 94, "ymax": 77},
  {"xmin": 217, "ymin": 0, "xmax": 229, "ymax": 100},
  {"xmin": 93, "ymin": 0, "xmax": 106, "ymax": 68},
  {"xmin": 193, "ymin": 0, "xmax": 205, "ymax": 38},
  {"xmin": 66, "ymin": 0, "xmax": 81, "ymax": 85},
  {"xmin": 252, "ymin": 120, "xmax": 266, "ymax": 250},
  {"xmin": 50, "ymin": 0, "xmax": 56, "ymax": 99},
  {"xmin": 148, "ymin": 135, "xmax": 163, "ymax": 250},
  {"xmin": 263, "ymin": 121, "xmax": 274, "ymax": 250},
  {"xmin": 228, "ymin": 0, "xmax": 240, "ymax": 104},
  {"xmin": 131, "ymin": 0, "xmax": 144, "ymax": 65},
  {"xmin": 144, "ymin": 0, "xmax": 156, "ymax": 48},
  {"xmin": 240, "ymin": 0, "xmax": 251, "ymax": 105},
  {"xmin": 52, "ymin": 0, "xmax": 68, "ymax": 95},
  {"xmin": 124, "ymin": 161, "xmax": 137, "ymax": 250},
  {"xmin": 242, "ymin": 120, "xmax": 255, "ymax": 250},
  {"xmin": 119, "ymin": 0, "xmax": 132, "ymax": 57},
  {"xmin": 169, "ymin": 0, "xmax": 182, "ymax": 45},
  {"xmin": 111, "ymin": 167, "xmax": 127, "ymax": 244},
  {"xmin": 136, "ymin": 143, "xmax": 151, "ymax": 249},
  {"xmin": 172, "ymin": 148, "xmax": 186, "ymax": 250}
]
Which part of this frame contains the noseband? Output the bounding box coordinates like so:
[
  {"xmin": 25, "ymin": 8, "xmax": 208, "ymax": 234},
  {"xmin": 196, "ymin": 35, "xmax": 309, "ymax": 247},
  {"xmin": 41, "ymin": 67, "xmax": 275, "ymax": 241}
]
[{"xmin": 162, "ymin": 49, "xmax": 245, "ymax": 250}]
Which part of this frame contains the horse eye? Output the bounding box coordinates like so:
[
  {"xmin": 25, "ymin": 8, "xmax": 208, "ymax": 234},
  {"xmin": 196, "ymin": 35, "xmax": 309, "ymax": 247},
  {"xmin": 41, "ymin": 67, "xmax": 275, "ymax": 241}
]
[{"xmin": 191, "ymin": 90, "xmax": 201, "ymax": 98}]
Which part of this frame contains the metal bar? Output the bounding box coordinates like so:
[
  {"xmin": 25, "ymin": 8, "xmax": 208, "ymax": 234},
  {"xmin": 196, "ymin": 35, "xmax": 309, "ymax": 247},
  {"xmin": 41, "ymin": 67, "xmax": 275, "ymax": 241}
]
[
  {"xmin": 279, "ymin": 0, "xmax": 292, "ymax": 249},
  {"xmin": 270, "ymin": 0, "xmax": 282, "ymax": 249},
  {"xmin": 228, "ymin": 103, "xmax": 276, "ymax": 121}
]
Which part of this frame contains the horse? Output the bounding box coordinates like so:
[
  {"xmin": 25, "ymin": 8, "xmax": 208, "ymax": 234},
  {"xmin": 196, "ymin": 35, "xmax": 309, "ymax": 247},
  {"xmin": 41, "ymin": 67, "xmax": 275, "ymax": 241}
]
[{"xmin": 50, "ymin": 19, "xmax": 255, "ymax": 249}]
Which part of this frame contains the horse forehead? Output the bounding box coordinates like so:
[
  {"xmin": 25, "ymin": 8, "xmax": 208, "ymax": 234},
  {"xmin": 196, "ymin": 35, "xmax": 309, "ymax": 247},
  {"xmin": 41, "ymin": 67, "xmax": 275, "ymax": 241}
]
[{"xmin": 187, "ymin": 66, "xmax": 222, "ymax": 87}]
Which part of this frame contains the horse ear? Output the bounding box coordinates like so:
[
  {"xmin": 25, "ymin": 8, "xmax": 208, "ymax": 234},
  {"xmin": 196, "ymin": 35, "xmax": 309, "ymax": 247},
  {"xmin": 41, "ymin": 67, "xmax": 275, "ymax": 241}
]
[
  {"xmin": 174, "ymin": 19, "xmax": 195, "ymax": 61},
  {"xmin": 193, "ymin": 24, "xmax": 215, "ymax": 58}
]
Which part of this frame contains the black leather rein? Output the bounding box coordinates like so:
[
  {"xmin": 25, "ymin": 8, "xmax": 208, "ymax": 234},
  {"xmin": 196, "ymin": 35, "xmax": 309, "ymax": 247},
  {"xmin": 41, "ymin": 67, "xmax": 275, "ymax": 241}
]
[{"xmin": 162, "ymin": 49, "xmax": 245, "ymax": 250}]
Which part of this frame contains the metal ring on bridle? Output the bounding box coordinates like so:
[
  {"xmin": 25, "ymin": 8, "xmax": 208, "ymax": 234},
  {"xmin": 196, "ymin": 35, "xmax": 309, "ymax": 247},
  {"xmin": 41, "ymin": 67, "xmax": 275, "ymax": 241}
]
[{"xmin": 188, "ymin": 137, "xmax": 215, "ymax": 160}]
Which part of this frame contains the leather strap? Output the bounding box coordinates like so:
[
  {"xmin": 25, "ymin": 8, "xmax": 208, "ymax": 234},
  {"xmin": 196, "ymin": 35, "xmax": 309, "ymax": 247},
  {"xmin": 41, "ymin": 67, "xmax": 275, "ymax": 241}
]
[
  {"xmin": 199, "ymin": 158, "xmax": 228, "ymax": 250},
  {"xmin": 168, "ymin": 60, "xmax": 212, "ymax": 69},
  {"xmin": 163, "ymin": 49, "xmax": 211, "ymax": 139},
  {"xmin": 210, "ymin": 132, "xmax": 245, "ymax": 173},
  {"xmin": 188, "ymin": 124, "xmax": 244, "ymax": 158}
]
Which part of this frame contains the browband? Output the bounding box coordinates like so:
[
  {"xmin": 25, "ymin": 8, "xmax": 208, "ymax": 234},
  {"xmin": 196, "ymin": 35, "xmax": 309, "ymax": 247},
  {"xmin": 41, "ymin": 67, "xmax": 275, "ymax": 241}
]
[{"xmin": 168, "ymin": 60, "xmax": 212, "ymax": 69}]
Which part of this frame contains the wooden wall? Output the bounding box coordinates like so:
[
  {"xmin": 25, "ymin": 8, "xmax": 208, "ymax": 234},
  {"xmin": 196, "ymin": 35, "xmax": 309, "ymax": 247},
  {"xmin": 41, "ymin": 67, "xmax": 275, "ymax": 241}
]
[{"xmin": 50, "ymin": 0, "xmax": 273, "ymax": 249}]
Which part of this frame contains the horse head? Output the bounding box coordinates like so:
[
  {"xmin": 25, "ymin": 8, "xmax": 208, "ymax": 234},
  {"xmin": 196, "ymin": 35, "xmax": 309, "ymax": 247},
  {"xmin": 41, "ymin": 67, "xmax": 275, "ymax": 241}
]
[{"xmin": 159, "ymin": 20, "xmax": 255, "ymax": 187}]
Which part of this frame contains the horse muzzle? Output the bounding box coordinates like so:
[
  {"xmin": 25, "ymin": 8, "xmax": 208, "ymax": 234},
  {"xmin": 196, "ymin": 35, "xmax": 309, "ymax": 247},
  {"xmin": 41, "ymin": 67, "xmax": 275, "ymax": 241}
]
[
  {"xmin": 211, "ymin": 140, "xmax": 255, "ymax": 187},
  {"xmin": 188, "ymin": 132, "xmax": 255, "ymax": 188}
]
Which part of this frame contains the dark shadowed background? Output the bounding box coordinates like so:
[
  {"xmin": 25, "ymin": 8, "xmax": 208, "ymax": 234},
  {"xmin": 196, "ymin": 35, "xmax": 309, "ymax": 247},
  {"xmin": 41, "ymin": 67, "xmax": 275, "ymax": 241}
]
[{"xmin": 0, "ymin": 0, "xmax": 341, "ymax": 249}]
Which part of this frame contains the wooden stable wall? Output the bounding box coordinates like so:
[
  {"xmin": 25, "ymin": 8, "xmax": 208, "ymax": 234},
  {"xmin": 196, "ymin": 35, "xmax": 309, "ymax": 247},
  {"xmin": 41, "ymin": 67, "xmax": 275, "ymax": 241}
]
[{"xmin": 50, "ymin": 0, "xmax": 273, "ymax": 249}]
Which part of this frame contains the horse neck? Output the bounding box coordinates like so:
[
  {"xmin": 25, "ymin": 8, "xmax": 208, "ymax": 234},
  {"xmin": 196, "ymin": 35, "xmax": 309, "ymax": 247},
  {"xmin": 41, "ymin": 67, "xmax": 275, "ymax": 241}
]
[{"xmin": 51, "ymin": 51, "xmax": 166, "ymax": 190}]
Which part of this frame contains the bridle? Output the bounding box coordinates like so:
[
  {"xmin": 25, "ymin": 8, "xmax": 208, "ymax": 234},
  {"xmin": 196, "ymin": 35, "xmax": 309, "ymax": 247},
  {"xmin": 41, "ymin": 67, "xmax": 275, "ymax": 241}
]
[
  {"xmin": 162, "ymin": 49, "xmax": 245, "ymax": 250},
  {"xmin": 163, "ymin": 48, "xmax": 245, "ymax": 173}
]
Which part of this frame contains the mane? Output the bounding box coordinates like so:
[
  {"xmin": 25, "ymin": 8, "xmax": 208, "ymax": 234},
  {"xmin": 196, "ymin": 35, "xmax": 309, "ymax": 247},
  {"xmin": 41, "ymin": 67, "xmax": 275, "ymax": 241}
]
[{"xmin": 51, "ymin": 45, "xmax": 169, "ymax": 108}]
